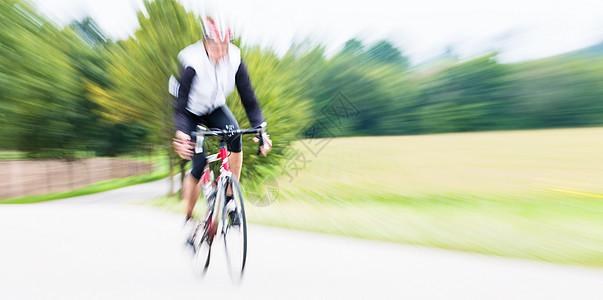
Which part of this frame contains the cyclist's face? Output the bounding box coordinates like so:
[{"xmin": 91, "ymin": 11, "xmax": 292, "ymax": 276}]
[{"xmin": 204, "ymin": 39, "xmax": 229, "ymax": 64}]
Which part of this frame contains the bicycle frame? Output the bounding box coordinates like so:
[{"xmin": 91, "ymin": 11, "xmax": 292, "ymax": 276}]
[{"xmin": 199, "ymin": 140, "xmax": 233, "ymax": 243}]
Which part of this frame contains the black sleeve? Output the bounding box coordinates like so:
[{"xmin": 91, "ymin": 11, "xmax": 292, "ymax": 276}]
[
  {"xmin": 174, "ymin": 67, "xmax": 196, "ymax": 134},
  {"xmin": 235, "ymin": 62, "xmax": 264, "ymax": 128}
]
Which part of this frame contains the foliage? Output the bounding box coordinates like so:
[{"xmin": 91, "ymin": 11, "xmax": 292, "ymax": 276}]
[
  {"xmin": 226, "ymin": 46, "xmax": 311, "ymax": 190},
  {"xmin": 2, "ymin": 0, "xmax": 603, "ymax": 171},
  {"xmin": 87, "ymin": 0, "xmax": 202, "ymax": 148},
  {"xmin": 294, "ymin": 39, "xmax": 603, "ymax": 136},
  {"xmin": 415, "ymin": 53, "xmax": 510, "ymax": 133},
  {"xmin": 0, "ymin": 0, "xmax": 80, "ymax": 157},
  {"xmin": 0, "ymin": 0, "xmax": 144, "ymax": 157}
]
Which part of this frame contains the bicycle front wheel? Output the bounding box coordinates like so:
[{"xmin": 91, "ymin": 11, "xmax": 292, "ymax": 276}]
[
  {"xmin": 192, "ymin": 223, "xmax": 211, "ymax": 276},
  {"xmin": 221, "ymin": 175, "xmax": 247, "ymax": 280}
]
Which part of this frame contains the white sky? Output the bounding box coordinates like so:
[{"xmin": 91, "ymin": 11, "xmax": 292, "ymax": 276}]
[{"xmin": 29, "ymin": 0, "xmax": 603, "ymax": 64}]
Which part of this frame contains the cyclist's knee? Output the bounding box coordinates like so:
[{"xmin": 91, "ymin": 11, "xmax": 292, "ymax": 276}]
[
  {"xmin": 227, "ymin": 135, "xmax": 242, "ymax": 152},
  {"xmin": 191, "ymin": 155, "xmax": 206, "ymax": 180},
  {"xmin": 190, "ymin": 170, "xmax": 202, "ymax": 180}
]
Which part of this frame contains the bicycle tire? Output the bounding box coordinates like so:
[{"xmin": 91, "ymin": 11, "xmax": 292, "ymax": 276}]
[
  {"xmin": 221, "ymin": 175, "xmax": 247, "ymax": 279},
  {"xmin": 193, "ymin": 224, "xmax": 211, "ymax": 275}
]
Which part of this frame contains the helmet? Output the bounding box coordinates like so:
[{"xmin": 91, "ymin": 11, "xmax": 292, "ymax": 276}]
[{"xmin": 201, "ymin": 15, "xmax": 233, "ymax": 43}]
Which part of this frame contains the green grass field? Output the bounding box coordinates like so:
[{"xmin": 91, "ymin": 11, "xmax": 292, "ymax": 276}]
[{"xmin": 239, "ymin": 127, "xmax": 603, "ymax": 267}]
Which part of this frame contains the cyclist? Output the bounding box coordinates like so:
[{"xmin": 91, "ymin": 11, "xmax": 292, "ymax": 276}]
[{"xmin": 172, "ymin": 15, "xmax": 272, "ymax": 242}]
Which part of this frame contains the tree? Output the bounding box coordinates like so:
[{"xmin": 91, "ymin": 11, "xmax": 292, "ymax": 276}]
[
  {"xmin": 506, "ymin": 56, "xmax": 603, "ymax": 128},
  {"xmin": 366, "ymin": 40, "xmax": 409, "ymax": 69},
  {"xmin": 69, "ymin": 16, "xmax": 108, "ymax": 47},
  {"xmin": 340, "ymin": 38, "xmax": 364, "ymax": 56},
  {"xmin": 0, "ymin": 0, "xmax": 81, "ymax": 157},
  {"xmin": 416, "ymin": 53, "xmax": 509, "ymax": 133},
  {"xmin": 87, "ymin": 0, "xmax": 202, "ymax": 192}
]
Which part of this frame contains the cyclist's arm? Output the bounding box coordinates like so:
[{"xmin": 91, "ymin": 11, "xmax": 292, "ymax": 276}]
[
  {"xmin": 235, "ymin": 62, "xmax": 264, "ymax": 128},
  {"xmin": 174, "ymin": 66, "xmax": 196, "ymax": 136}
]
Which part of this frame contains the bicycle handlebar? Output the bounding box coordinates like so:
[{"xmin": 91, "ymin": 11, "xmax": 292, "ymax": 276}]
[{"xmin": 191, "ymin": 122, "xmax": 270, "ymax": 156}]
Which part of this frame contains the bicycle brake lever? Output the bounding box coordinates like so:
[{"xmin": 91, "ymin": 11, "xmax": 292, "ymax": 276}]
[
  {"xmin": 256, "ymin": 134, "xmax": 263, "ymax": 156},
  {"xmin": 257, "ymin": 122, "xmax": 270, "ymax": 155}
]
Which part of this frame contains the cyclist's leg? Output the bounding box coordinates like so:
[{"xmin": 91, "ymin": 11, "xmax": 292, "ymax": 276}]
[
  {"xmin": 202, "ymin": 105, "xmax": 242, "ymax": 184},
  {"xmin": 183, "ymin": 112, "xmax": 207, "ymax": 220},
  {"xmin": 184, "ymin": 155, "xmax": 206, "ymax": 220}
]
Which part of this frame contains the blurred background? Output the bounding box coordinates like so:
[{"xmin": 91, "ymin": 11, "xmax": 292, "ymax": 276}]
[{"xmin": 2, "ymin": 0, "xmax": 603, "ymax": 266}]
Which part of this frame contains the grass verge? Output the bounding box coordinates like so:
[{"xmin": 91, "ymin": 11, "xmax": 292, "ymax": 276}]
[{"xmin": 0, "ymin": 151, "xmax": 25, "ymax": 160}]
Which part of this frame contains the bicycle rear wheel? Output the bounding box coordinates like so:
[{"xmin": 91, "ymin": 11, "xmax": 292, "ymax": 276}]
[{"xmin": 221, "ymin": 175, "xmax": 247, "ymax": 280}]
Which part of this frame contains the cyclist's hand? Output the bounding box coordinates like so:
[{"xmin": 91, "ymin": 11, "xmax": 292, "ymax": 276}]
[
  {"xmin": 253, "ymin": 136, "xmax": 272, "ymax": 157},
  {"xmin": 173, "ymin": 131, "xmax": 194, "ymax": 160}
]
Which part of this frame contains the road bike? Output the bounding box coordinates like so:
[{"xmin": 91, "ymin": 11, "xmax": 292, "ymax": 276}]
[{"xmin": 187, "ymin": 122, "xmax": 269, "ymax": 280}]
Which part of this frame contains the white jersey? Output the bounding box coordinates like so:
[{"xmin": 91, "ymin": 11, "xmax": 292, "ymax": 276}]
[{"xmin": 177, "ymin": 41, "xmax": 242, "ymax": 116}]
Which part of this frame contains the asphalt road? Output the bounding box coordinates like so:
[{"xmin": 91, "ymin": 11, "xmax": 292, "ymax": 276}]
[{"xmin": 1, "ymin": 179, "xmax": 603, "ymax": 299}]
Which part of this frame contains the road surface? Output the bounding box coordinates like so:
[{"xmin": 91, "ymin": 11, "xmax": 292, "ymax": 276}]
[{"xmin": 1, "ymin": 179, "xmax": 603, "ymax": 299}]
